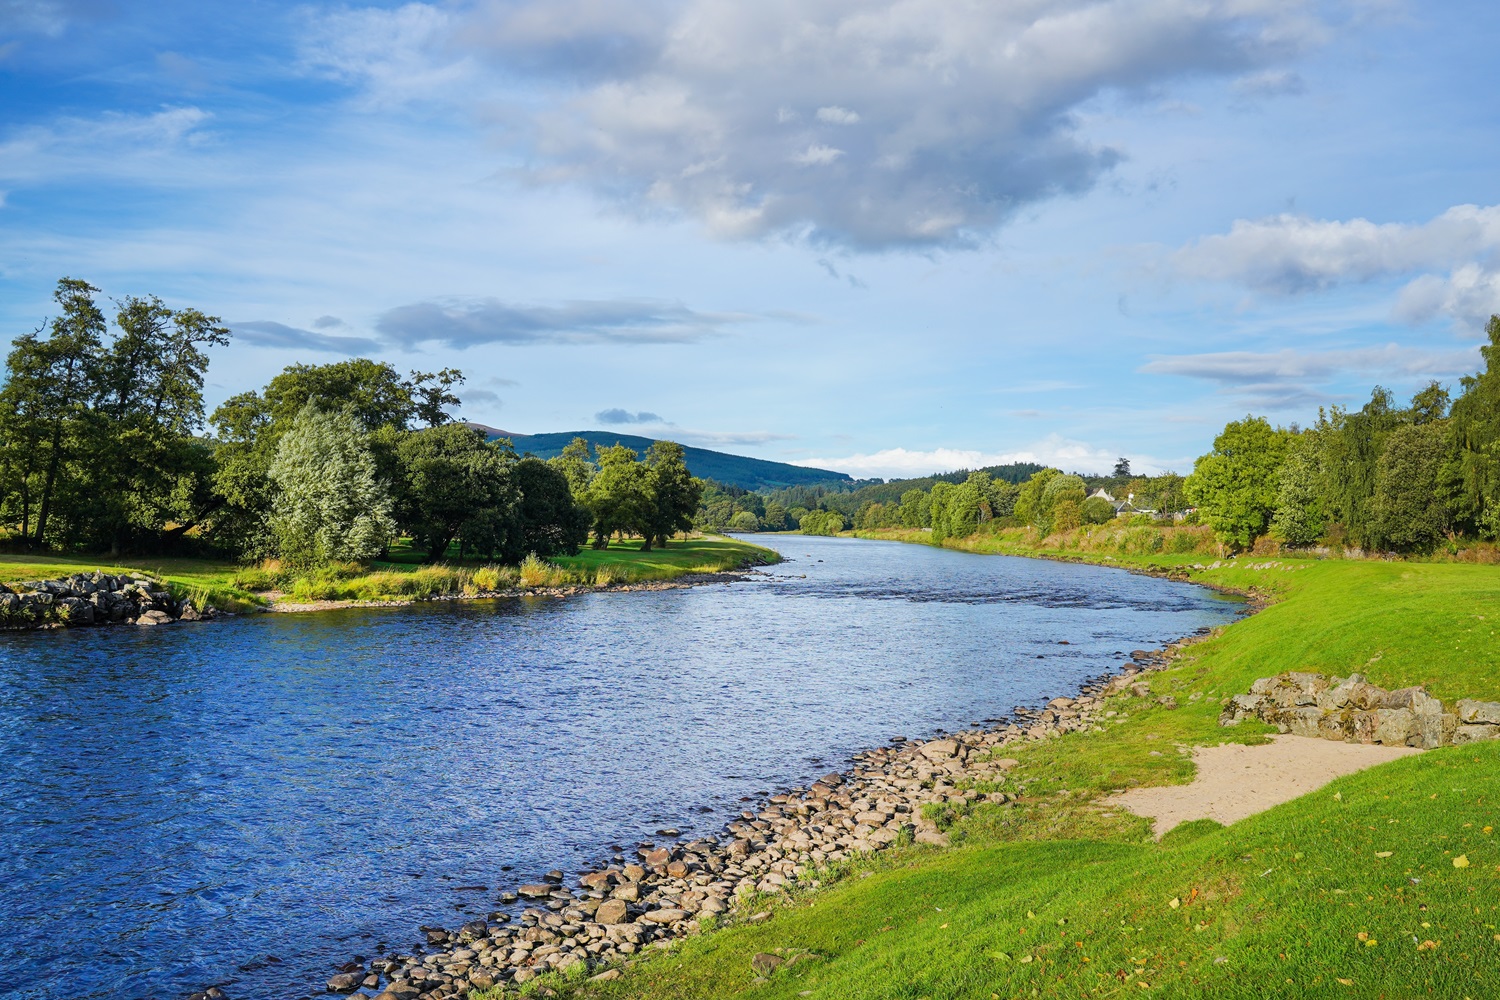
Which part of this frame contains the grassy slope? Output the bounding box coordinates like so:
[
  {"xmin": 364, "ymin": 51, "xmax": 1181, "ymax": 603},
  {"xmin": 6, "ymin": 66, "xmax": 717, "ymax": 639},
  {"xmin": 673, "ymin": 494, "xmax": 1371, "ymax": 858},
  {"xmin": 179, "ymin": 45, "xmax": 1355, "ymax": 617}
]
[{"xmin": 523, "ymin": 532, "xmax": 1500, "ymax": 1000}]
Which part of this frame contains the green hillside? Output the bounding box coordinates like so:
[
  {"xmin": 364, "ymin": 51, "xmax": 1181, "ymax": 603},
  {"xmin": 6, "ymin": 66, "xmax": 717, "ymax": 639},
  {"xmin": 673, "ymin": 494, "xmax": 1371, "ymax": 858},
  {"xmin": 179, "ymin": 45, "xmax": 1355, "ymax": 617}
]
[{"xmin": 494, "ymin": 430, "xmax": 852, "ymax": 491}]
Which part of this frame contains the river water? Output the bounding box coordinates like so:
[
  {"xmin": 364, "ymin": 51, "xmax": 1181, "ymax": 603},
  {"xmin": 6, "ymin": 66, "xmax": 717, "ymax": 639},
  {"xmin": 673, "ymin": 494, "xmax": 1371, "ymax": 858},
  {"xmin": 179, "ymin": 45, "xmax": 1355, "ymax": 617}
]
[{"xmin": 0, "ymin": 535, "xmax": 1240, "ymax": 1000}]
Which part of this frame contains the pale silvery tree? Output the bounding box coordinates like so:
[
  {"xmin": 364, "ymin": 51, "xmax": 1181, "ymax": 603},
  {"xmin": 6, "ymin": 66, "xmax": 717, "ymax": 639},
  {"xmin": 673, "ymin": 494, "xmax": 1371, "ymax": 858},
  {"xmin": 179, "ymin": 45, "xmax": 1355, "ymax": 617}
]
[{"xmin": 268, "ymin": 403, "xmax": 395, "ymax": 564}]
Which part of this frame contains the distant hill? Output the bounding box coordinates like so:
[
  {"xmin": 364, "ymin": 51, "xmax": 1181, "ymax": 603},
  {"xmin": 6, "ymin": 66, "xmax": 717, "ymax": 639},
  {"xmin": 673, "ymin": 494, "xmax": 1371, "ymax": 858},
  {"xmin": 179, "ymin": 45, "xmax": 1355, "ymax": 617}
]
[{"xmin": 487, "ymin": 430, "xmax": 852, "ymax": 491}]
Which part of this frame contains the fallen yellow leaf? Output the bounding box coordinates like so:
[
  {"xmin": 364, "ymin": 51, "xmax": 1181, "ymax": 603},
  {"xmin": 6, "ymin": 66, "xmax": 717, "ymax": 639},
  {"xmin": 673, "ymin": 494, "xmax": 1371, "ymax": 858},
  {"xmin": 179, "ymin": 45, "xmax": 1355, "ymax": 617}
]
[
  {"xmin": 1337, "ymin": 979, "xmax": 1353, "ymax": 986},
  {"xmin": 1169, "ymin": 897, "xmax": 1181, "ymax": 909},
  {"xmin": 1365, "ymin": 939, "xmax": 1378, "ymax": 947},
  {"xmin": 1454, "ymin": 855, "xmax": 1470, "ymax": 868},
  {"xmin": 1484, "ymin": 826, "xmax": 1493, "ymax": 835},
  {"xmin": 1418, "ymin": 939, "xmax": 1439, "ymax": 952},
  {"xmin": 1356, "ymin": 932, "xmax": 1369, "ymax": 941},
  {"xmin": 1375, "ymin": 851, "xmax": 1393, "ymax": 858}
]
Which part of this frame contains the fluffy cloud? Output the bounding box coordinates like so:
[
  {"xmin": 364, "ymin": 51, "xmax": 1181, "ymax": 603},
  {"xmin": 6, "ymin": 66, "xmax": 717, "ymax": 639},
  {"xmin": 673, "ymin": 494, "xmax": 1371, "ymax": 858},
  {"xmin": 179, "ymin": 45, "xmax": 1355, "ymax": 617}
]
[
  {"xmin": 306, "ymin": 0, "xmax": 1337, "ymax": 249},
  {"xmin": 595, "ymin": 408, "xmax": 664, "ymax": 425},
  {"xmin": 229, "ymin": 320, "xmax": 381, "ymax": 354},
  {"xmin": 795, "ymin": 434, "xmax": 1154, "ymax": 479},
  {"xmin": 1171, "ymin": 204, "xmax": 1500, "ymax": 330},
  {"xmin": 375, "ymin": 298, "xmax": 743, "ymax": 349}
]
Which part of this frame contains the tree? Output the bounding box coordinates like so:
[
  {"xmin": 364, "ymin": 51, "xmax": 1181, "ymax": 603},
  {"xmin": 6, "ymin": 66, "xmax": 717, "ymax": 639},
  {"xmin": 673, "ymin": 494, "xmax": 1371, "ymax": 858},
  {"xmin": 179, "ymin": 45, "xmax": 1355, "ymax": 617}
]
[
  {"xmin": 268, "ymin": 405, "xmax": 396, "ymax": 564},
  {"xmin": 643, "ymin": 441, "xmax": 702, "ymax": 548},
  {"xmin": 728, "ymin": 511, "xmax": 760, "ymax": 532},
  {"xmin": 1371, "ymin": 422, "xmax": 1450, "ymax": 552},
  {"xmin": 762, "ymin": 499, "xmax": 789, "ymax": 531},
  {"xmin": 1449, "ymin": 316, "xmax": 1500, "ymax": 538},
  {"xmin": 1112, "ymin": 457, "xmax": 1131, "ymax": 479},
  {"xmin": 1270, "ymin": 431, "xmax": 1326, "ymax": 546},
  {"xmin": 396, "ymin": 424, "xmax": 517, "ymax": 561},
  {"xmin": 1184, "ymin": 416, "xmax": 1290, "ymax": 549},
  {"xmin": 549, "ymin": 437, "xmax": 596, "ymax": 501},
  {"xmin": 210, "ymin": 359, "xmax": 460, "ymax": 557},
  {"xmin": 1082, "ymin": 496, "xmax": 1116, "ymax": 524},
  {"xmin": 514, "ymin": 457, "xmax": 591, "ymax": 557},
  {"xmin": 585, "ymin": 445, "xmax": 653, "ymax": 549},
  {"xmin": 899, "ymin": 489, "xmax": 931, "ymax": 528},
  {"xmin": 928, "ymin": 481, "xmax": 957, "ymax": 541},
  {"xmin": 1012, "ymin": 468, "xmax": 1061, "ymax": 531}
]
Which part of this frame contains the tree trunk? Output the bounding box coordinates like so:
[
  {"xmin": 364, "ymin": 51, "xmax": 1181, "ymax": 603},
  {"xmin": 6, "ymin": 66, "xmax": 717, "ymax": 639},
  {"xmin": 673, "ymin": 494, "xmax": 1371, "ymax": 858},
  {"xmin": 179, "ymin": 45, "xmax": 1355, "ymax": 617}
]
[{"xmin": 33, "ymin": 420, "xmax": 64, "ymax": 549}]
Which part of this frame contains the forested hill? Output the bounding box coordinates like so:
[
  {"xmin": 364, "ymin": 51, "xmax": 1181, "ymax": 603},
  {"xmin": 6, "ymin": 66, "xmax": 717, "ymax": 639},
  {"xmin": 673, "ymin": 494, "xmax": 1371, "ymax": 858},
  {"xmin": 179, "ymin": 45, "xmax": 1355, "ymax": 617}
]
[{"xmin": 487, "ymin": 430, "xmax": 852, "ymax": 491}]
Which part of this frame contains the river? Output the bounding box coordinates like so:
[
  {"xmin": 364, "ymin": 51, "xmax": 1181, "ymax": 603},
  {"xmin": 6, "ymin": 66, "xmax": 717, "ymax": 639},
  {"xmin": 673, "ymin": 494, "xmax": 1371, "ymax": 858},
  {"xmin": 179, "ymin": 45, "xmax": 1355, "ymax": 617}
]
[{"xmin": 0, "ymin": 535, "xmax": 1240, "ymax": 999}]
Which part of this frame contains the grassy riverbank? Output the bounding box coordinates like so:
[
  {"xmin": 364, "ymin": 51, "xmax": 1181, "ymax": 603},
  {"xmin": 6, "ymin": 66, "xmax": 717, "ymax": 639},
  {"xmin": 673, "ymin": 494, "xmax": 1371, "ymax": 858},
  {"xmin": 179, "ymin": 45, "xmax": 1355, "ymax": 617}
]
[
  {"xmin": 0, "ymin": 535, "xmax": 776, "ymax": 612},
  {"xmin": 510, "ymin": 529, "xmax": 1500, "ymax": 1000}
]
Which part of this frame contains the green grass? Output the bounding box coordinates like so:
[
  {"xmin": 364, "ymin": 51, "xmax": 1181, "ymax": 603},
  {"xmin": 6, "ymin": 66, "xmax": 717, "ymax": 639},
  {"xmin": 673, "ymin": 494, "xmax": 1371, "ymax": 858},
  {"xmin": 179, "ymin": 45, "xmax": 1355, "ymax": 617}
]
[
  {"xmin": 0, "ymin": 535, "xmax": 778, "ymax": 609},
  {"xmin": 0, "ymin": 552, "xmax": 265, "ymax": 612},
  {"xmin": 494, "ymin": 535, "xmax": 1500, "ymax": 1000}
]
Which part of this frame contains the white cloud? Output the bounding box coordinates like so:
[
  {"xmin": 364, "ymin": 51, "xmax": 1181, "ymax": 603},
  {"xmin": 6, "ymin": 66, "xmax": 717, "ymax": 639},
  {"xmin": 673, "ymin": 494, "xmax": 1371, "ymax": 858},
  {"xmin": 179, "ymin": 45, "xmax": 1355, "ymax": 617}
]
[
  {"xmin": 305, "ymin": 0, "xmax": 1339, "ymax": 250},
  {"xmin": 1171, "ymin": 204, "xmax": 1500, "ymax": 331},
  {"xmin": 375, "ymin": 297, "xmax": 747, "ymax": 349},
  {"xmin": 794, "ymin": 433, "xmax": 1158, "ymax": 479}
]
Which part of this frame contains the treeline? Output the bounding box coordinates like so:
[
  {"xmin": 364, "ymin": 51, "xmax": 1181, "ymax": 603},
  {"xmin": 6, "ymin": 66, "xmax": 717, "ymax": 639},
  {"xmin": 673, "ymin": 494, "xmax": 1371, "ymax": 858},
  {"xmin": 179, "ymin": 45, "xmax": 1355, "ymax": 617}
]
[
  {"xmin": 0, "ymin": 279, "xmax": 701, "ymax": 564},
  {"xmin": 695, "ymin": 462, "xmax": 1051, "ymax": 534},
  {"xmin": 1185, "ymin": 318, "xmax": 1500, "ymax": 553}
]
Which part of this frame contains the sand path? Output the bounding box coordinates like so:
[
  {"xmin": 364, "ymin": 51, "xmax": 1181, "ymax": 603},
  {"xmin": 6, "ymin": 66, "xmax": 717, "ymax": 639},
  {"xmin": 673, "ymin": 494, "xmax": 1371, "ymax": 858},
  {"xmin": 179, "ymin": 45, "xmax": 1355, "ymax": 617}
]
[{"xmin": 1109, "ymin": 734, "xmax": 1422, "ymax": 838}]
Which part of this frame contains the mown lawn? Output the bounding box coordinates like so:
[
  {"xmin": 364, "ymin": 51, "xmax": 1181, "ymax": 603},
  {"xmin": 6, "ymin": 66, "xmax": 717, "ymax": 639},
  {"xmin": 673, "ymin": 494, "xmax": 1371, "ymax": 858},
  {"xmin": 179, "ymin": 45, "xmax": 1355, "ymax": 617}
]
[{"xmin": 499, "ymin": 544, "xmax": 1500, "ymax": 1000}]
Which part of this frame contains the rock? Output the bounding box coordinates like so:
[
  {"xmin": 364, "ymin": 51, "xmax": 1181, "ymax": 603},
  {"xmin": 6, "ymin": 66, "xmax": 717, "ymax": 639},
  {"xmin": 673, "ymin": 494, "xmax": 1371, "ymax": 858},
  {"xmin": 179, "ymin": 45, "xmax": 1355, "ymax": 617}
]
[
  {"xmin": 327, "ymin": 972, "xmax": 362, "ymax": 992},
  {"xmin": 612, "ymin": 882, "xmax": 641, "ymax": 902},
  {"xmin": 1129, "ymin": 682, "xmax": 1151, "ymax": 698},
  {"xmin": 1454, "ymin": 724, "xmax": 1500, "ymax": 744},
  {"xmin": 641, "ymin": 908, "xmax": 689, "ymax": 924},
  {"xmin": 1156, "ymin": 696, "xmax": 1178, "ymax": 710},
  {"xmin": 590, "ymin": 969, "xmax": 622, "ymax": 981},
  {"xmin": 994, "ymin": 758, "xmax": 1020, "ymax": 769},
  {"xmin": 467, "ymin": 970, "xmax": 497, "ymax": 990},
  {"xmin": 136, "ymin": 609, "xmax": 173, "ymax": 625},
  {"xmin": 518, "ymin": 884, "xmax": 554, "ymax": 899},
  {"xmin": 919, "ymin": 739, "xmax": 958, "ymax": 760},
  {"xmin": 644, "ymin": 847, "xmax": 671, "ymax": 867},
  {"xmin": 1370, "ymin": 708, "xmax": 1416, "ymax": 746},
  {"xmin": 1456, "ymin": 699, "xmax": 1500, "ymax": 725},
  {"xmin": 595, "ymin": 899, "xmax": 630, "ymax": 925},
  {"xmin": 622, "ymin": 863, "xmax": 646, "ymax": 881},
  {"xmin": 179, "ymin": 603, "xmax": 202, "ymax": 621},
  {"xmin": 750, "ymin": 953, "xmax": 784, "ymax": 976},
  {"xmin": 1283, "ymin": 706, "xmax": 1324, "ymax": 739},
  {"xmin": 914, "ymin": 828, "xmax": 949, "ymax": 847}
]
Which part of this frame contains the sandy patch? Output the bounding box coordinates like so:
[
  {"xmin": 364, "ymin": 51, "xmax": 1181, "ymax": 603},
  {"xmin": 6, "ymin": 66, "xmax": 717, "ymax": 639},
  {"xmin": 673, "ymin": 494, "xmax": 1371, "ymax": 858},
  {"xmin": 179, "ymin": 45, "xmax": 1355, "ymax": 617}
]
[{"xmin": 1109, "ymin": 734, "xmax": 1421, "ymax": 838}]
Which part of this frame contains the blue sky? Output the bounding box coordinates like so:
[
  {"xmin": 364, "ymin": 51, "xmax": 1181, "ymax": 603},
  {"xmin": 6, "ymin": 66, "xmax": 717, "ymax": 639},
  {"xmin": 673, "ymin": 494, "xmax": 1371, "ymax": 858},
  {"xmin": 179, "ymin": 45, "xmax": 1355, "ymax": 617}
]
[{"xmin": 3, "ymin": 0, "xmax": 1497, "ymax": 478}]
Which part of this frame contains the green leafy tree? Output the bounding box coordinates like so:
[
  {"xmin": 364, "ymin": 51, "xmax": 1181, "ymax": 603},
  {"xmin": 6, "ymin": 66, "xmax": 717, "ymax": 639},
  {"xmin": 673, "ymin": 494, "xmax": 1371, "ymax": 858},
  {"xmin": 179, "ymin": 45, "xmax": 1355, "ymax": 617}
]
[
  {"xmin": 396, "ymin": 424, "xmax": 518, "ymax": 561},
  {"xmin": 210, "ymin": 359, "xmax": 460, "ymax": 557},
  {"xmin": 928, "ymin": 481, "xmax": 957, "ymax": 541},
  {"xmin": 899, "ymin": 488, "xmax": 931, "ymax": 528},
  {"xmin": 549, "ymin": 436, "xmax": 597, "ymax": 502},
  {"xmin": 585, "ymin": 445, "xmax": 654, "ymax": 549},
  {"xmin": 728, "ymin": 510, "xmax": 760, "ymax": 532},
  {"xmin": 268, "ymin": 405, "xmax": 396, "ymax": 564},
  {"xmin": 1185, "ymin": 416, "xmax": 1290, "ymax": 549},
  {"xmin": 643, "ymin": 441, "xmax": 702, "ymax": 548},
  {"xmin": 1371, "ymin": 422, "xmax": 1450, "ymax": 552},
  {"xmin": 514, "ymin": 457, "xmax": 591, "ymax": 557},
  {"xmin": 762, "ymin": 499, "xmax": 789, "ymax": 531},
  {"xmin": 1012, "ymin": 468, "xmax": 1061, "ymax": 531},
  {"xmin": 1449, "ymin": 316, "xmax": 1500, "ymax": 537},
  {"xmin": 1081, "ymin": 496, "xmax": 1116, "ymax": 524},
  {"xmin": 1271, "ymin": 431, "xmax": 1327, "ymax": 546}
]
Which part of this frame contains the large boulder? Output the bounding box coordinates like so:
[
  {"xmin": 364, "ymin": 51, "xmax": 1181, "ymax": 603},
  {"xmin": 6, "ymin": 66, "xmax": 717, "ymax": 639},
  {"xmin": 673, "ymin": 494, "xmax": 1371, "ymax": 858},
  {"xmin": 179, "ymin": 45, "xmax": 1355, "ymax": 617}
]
[{"xmin": 1456, "ymin": 699, "xmax": 1500, "ymax": 725}]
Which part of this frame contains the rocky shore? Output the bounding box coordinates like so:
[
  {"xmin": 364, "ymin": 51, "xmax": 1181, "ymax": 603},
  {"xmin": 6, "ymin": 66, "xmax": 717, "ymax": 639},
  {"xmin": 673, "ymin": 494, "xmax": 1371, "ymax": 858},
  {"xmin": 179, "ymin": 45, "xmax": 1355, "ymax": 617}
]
[
  {"xmin": 216, "ymin": 642, "xmax": 1194, "ymax": 1000},
  {"xmin": 0, "ymin": 571, "xmax": 212, "ymax": 629}
]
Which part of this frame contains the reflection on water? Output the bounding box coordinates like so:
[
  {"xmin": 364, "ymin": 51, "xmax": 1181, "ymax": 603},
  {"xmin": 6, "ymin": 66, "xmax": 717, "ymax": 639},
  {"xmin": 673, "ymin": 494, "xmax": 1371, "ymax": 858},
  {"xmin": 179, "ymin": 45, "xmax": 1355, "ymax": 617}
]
[{"xmin": 0, "ymin": 535, "xmax": 1239, "ymax": 999}]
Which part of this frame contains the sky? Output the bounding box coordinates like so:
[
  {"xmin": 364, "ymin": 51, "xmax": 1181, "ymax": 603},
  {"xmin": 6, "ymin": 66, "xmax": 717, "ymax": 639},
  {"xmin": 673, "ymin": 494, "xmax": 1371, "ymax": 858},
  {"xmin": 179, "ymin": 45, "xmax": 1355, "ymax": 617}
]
[{"xmin": 2, "ymin": 0, "xmax": 1498, "ymax": 480}]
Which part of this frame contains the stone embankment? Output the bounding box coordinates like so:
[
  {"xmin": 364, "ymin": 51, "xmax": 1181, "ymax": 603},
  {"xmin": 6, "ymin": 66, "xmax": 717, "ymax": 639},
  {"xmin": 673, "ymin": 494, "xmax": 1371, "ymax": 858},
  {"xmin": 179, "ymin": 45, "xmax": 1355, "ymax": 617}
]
[
  {"xmin": 1221, "ymin": 671, "xmax": 1500, "ymax": 747},
  {"xmin": 255, "ymin": 647, "xmax": 1182, "ymax": 1000},
  {"xmin": 0, "ymin": 572, "xmax": 211, "ymax": 629}
]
